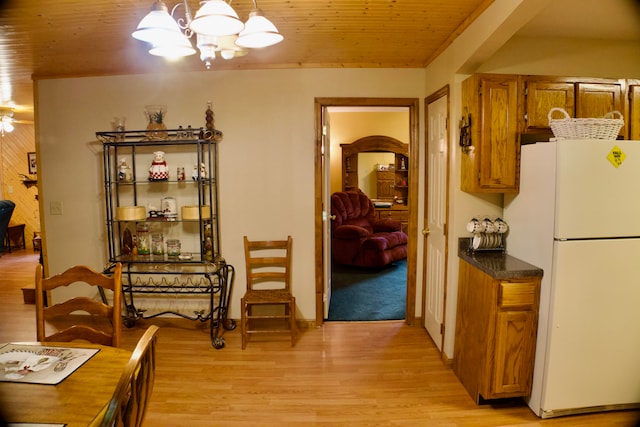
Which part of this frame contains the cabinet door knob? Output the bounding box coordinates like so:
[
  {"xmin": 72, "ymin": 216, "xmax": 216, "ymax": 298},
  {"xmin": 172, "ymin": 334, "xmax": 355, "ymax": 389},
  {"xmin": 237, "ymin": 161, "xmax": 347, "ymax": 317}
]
[{"xmin": 330, "ymin": 215, "xmax": 336, "ymax": 221}]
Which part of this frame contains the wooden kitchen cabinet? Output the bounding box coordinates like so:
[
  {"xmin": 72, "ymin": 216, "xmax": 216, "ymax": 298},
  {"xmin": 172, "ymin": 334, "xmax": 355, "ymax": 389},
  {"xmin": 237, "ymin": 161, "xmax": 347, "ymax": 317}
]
[
  {"xmin": 461, "ymin": 74, "xmax": 521, "ymax": 193},
  {"xmin": 522, "ymin": 76, "xmax": 626, "ymax": 138},
  {"xmin": 629, "ymin": 83, "xmax": 640, "ymax": 140},
  {"xmin": 462, "ymin": 74, "xmax": 632, "ymax": 194},
  {"xmin": 454, "ymin": 259, "xmax": 541, "ymax": 403},
  {"xmin": 523, "ymin": 78, "xmax": 575, "ymax": 134},
  {"xmin": 576, "ymin": 81, "xmax": 625, "ymax": 122}
]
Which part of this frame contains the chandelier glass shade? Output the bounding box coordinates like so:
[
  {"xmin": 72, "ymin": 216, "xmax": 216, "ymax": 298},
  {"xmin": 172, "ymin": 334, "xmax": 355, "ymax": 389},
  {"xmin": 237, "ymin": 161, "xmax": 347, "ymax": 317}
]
[
  {"xmin": 190, "ymin": 1, "xmax": 244, "ymax": 37},
  {"xmin": 236, "ymin": 10, "xmax": 284, "ymax": 48},
  {"xmin": 132, "ymin": 0, "xmax": 283, "ymax": 68}
]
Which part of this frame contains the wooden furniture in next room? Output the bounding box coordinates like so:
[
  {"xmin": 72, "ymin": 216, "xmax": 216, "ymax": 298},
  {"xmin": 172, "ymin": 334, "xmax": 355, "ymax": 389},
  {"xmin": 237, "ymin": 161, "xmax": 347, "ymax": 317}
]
[
  {"xmin": 341, "ymin": 135, "xmax": 409, "ymax": 205},
  {"xmin": 4, "ymin": 223, "xmax": 25, "ymax": 253},
  {"xmin": 375, "ymin": 204, "xmax": 409, "ymax": 234}
]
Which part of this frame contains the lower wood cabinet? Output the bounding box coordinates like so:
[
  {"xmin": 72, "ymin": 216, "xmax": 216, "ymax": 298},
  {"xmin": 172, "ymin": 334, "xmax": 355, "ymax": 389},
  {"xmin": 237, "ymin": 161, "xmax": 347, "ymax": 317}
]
[{"xmin": 454, "ymin": 259, "xmax": 541, "ymax": 403}]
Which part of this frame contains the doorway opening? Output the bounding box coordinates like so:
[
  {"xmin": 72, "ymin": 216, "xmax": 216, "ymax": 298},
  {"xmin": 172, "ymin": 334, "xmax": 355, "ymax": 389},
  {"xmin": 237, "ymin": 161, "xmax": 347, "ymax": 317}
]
[
  {"xmin": 313, "ymin": 98, "xmax": 419, "ymax": 327},
  {"xmin": 327, "ymin": 132, "xmax": 409, "ymax": 321}
]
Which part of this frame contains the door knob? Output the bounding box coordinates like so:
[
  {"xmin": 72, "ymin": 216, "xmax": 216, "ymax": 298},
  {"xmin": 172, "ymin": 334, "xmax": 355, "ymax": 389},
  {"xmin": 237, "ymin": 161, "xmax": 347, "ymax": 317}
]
[
  {"xmin": 422, "ymin": 228, "xmax": 430, "ymax": 236},
  {"xmin": 330, "ymin": 215, "xmax": 336, "ymax": 220}
]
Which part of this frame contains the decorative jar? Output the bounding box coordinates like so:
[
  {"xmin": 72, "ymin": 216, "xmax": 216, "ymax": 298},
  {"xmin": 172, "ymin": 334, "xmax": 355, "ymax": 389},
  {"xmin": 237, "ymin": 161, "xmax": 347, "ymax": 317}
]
[
  {"xmin": 166, "ymin": 239, "xmax": 181, "ymax": 258},
  {"xmin": 136, "ymin": 223, "xmax": 150, "ymax": 255}
]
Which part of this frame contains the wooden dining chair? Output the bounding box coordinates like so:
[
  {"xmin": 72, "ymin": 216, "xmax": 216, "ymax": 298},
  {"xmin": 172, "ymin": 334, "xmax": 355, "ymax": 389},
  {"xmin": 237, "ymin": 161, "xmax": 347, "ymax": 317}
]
[
  {"xmin": 241, "ymin": 236, "xmax": 297, "ymax": 349},
  {"xmin": 35, "ymin": 262, "xmax": 123, "ymax": 347},
  {"xmin": 97, "ymin": 325, "xmax": 159, "ymax": 427}
]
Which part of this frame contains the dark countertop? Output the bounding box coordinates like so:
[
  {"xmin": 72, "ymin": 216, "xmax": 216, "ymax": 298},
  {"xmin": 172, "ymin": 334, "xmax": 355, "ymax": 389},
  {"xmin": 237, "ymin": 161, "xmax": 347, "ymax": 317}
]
[{"xmin": 458, "ymin": 238, "xmax": 543, "ymax": 280}]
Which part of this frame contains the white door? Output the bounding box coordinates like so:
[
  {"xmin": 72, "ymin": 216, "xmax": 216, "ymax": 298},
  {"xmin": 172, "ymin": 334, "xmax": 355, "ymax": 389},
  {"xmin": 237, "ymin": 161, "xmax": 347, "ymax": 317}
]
[
  {"xmin": 322, "ymin": 108, "xmax": 332, "ymax": 318},
  {"xmin": 423, "ymin": 94, "xmax": 448, "ymax": 350}
]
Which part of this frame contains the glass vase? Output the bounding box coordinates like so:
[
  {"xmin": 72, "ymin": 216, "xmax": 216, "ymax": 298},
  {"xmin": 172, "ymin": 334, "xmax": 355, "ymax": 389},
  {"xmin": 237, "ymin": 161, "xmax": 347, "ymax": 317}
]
[{"xmin": 144, "ymin": 104, "xmax": 168, "ymax": 140}]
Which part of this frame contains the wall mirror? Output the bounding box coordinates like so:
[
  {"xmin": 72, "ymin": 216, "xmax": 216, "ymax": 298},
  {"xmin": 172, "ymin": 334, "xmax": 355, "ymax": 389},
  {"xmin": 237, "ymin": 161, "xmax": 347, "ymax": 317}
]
[{"xmin": 341, "ymin": 135, "xmax": 409, "ymax": 204}]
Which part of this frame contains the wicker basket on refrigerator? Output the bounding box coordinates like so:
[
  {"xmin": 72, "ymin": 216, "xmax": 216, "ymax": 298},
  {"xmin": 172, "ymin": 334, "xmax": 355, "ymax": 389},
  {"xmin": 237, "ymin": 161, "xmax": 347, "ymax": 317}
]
[{"xmin": 548, "ymin": 107, "xmax": 624, "ymax": 139}]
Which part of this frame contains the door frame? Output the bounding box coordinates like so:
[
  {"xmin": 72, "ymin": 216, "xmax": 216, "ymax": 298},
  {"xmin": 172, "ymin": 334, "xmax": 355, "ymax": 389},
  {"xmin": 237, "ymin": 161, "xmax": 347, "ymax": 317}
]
[{"xmin": 314, "ymin": 97, "xmax": 420, "ymax": 326}]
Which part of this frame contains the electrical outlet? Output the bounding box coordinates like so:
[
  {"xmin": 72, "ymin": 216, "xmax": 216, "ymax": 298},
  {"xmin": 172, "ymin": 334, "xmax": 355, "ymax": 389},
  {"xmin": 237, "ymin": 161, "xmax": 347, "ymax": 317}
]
[{"xmin": 50, "ymin": 201, "xmax": 63, "ymax": 215}]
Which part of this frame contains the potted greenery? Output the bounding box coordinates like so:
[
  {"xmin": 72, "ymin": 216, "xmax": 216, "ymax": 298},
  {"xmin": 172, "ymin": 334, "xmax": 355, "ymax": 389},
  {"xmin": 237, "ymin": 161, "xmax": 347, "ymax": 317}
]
[{"xmin": 144, "ymin": 105, "xmax": 168, "ymax": 139}]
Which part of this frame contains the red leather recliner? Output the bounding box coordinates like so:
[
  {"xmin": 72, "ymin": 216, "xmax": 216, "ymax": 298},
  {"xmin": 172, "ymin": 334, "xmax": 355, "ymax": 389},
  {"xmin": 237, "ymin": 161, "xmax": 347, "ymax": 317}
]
[{"xmin": 330, "ymin": 191, "xmax": 408, "ymax": 268}]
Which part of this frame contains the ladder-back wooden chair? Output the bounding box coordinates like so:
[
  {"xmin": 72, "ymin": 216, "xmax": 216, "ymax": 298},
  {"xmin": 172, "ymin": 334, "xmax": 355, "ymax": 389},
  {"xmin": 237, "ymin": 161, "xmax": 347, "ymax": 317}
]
[
  {"xmin": 241, "ymin": 236, "xmax": 296, "ymax": 349},
  {"xmin": 97, "ymin": 325, "xmax": 159, "ymax": 427},
  {"xmin": 35, "ymin": 262, "xmax": 123, "ymax": 347}
]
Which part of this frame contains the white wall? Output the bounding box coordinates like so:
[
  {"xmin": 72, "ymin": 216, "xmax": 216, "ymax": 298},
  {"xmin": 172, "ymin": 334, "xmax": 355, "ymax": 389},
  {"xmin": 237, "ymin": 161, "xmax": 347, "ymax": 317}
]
[
  {"xmin": 477, "ymin": 37, "xmax": 640, "ymax": 79},
  {"xmin": 36, "ymin": 68, "xmax": 426, "ymax": 322}
]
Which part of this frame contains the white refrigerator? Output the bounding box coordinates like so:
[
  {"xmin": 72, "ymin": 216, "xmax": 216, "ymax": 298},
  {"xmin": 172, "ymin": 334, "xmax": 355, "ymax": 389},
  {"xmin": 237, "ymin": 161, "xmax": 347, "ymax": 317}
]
[{"xmin": 503, "ymin": 139, "xmax": 640, "ymax": 418}]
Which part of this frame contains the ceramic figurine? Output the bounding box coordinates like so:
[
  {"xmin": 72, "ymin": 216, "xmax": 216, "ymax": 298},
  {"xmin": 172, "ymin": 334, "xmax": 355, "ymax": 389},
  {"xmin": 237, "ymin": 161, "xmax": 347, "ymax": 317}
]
[
  {"xmin": 118, "ymin": 158, "xmax": 132, "ymax": 182},
  {"xmin": 149, "ymin": 151, "xmax": 169, "ymax": 181},
  {"xmin": 192, "ymin": 163, "xmax": 207, "ymax": 180}
]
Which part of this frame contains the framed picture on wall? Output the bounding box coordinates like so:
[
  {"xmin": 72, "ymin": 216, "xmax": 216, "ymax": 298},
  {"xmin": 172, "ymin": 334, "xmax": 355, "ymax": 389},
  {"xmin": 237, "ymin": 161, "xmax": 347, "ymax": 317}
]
[{"xmin": 28, "ymin": 152, "xmax": 37, "ymax": 175}]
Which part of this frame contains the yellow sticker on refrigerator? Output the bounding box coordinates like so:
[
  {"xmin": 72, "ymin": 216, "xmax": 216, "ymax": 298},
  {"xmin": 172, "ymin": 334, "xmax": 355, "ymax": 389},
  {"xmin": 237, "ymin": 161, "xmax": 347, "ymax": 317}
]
[{"xmin": 607, "ymin": 146, "xmax": 626, "ymax": 168}]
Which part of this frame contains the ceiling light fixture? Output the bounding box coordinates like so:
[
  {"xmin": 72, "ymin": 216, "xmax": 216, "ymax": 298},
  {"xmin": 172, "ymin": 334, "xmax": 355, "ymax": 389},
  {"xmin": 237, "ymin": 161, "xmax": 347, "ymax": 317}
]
[
  {"xmin": 0, "ymin": 107, "xmax": 15, "ymax": 135},
  {"xmin": 132, "ymin": 0, "xmax": 283, "ymax": 69}
]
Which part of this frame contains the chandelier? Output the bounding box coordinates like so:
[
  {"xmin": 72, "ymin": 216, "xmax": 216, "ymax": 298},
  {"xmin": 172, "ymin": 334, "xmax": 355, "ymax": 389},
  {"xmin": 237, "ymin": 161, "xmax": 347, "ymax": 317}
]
[
  {"xmin": 0, "ymin": 107, "xmax": 14, "ymax": 135},
  {"xmin": 132, "ymin": 0, "xmax": 284, "ymax": 69}
]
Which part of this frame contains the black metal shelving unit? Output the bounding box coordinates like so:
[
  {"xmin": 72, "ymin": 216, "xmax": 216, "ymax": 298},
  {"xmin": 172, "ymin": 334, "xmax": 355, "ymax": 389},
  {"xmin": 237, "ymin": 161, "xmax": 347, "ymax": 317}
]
[{"xmin": 97, "ymin": 128, "xmax": 235, "ymax": 349}]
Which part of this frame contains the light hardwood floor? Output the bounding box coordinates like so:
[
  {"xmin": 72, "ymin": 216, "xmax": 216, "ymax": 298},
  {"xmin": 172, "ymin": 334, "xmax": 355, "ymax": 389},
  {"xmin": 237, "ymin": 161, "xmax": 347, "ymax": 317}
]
[{"xmin": 1, "ymin": 250, "xmax": 638, "ymax": 427}]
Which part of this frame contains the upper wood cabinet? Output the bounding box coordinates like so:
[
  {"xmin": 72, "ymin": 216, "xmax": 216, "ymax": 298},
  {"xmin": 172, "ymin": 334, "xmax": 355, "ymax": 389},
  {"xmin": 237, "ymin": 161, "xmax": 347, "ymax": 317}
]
[
  {"xmin": 522, "ymin": 76, "xmax": 626, "ymax": 138},
  {"xmin": 461, "ymin": 74, "xmax": 521, "ymax": 193},
  {"xmin": 460, "ymin": 74, "xmax": 634, "ymax": 194},
  {"xmin": 629, "ymin": 83, "xmax": 640, "ymax": 140},
  {"xmin": 576, "ymin": 81, "xmax": 625, "ymax": 120},
  {"xmin": 523, "ymin": 79, "xmax": 575, "ymax": 133}
]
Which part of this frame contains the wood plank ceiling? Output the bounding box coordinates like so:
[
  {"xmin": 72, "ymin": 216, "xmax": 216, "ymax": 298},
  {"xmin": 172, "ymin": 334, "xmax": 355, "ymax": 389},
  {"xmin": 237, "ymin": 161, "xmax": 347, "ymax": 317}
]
[{"xmin": 0, "ymin": 0, "xmax": 492, "ymax": 122}]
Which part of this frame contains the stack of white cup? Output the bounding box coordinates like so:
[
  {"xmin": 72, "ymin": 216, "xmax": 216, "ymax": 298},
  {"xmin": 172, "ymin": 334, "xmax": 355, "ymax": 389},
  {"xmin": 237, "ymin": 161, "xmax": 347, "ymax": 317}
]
[{"xmin": 466, "ymin": 217, "xmax": 508, "ymax": 250}]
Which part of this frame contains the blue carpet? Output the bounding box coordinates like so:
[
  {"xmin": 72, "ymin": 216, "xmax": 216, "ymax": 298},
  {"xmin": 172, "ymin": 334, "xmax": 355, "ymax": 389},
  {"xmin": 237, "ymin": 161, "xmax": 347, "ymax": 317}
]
[{"xmin": 327, "ymin": 259, "xmax": 406, "ymax": 321}]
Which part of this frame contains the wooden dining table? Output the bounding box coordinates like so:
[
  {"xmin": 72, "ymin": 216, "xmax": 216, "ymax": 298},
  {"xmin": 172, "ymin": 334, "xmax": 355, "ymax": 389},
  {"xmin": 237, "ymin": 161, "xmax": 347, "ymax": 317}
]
[{"xmin": 0, "ymin": 342, "xmax": 131, "ymax": 427}]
